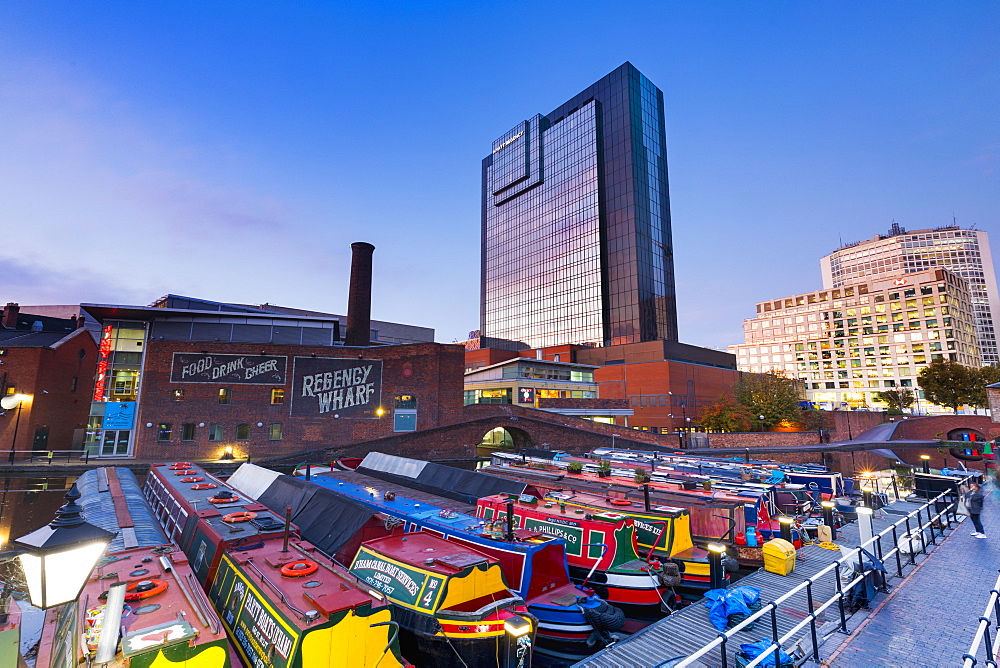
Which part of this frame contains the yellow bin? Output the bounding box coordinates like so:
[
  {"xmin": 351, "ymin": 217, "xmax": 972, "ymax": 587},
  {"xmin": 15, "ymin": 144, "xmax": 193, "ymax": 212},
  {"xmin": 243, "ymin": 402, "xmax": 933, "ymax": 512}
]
[{"xmin": 762, "ymin": 538, "xmax": 796, "ymax": 575}]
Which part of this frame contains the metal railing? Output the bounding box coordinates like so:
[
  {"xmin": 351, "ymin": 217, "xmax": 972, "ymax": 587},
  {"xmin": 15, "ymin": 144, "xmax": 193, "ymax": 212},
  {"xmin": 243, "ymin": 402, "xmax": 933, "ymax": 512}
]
[
  {"xmin": 674, "ymin": 476, "xmax": 972, "ymax": 668},
  {"xmin": 5, "ymin": 449, "xmax": 92, "ymax": 464},
  {"xmin": 962, "ymin": 570, "xmax": 1000, "ymax": 667}
]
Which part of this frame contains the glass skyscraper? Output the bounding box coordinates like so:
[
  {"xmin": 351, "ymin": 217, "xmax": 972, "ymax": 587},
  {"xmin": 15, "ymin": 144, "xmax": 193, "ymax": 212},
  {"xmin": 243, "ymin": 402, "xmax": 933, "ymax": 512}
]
[{"xmin": 481, "ymin": 62, "xmax": 677, "ymax": 349}]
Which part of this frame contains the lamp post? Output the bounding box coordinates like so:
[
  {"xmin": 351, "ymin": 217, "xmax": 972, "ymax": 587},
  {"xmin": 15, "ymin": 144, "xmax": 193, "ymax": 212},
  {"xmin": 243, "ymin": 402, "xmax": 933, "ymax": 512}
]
[
  {"xmin": 758, "ymin": 415, "xmax": 766, "ymax": 433},
  {"xmin": 920, "ymin": 455, "xmax": 931, "ymax": 475},
  {"xmin": 1, "ymin": 394, "xmax": 30, "ymax": 465},
  {"xmin": 9, "ymin": 483, "xmax": 114, "ymax": 609},
  {"xmin": 707, "ymin": 543, "xmax": 728, "ymax": 590},
  {"xmin": 821, "ymin": 500, "xmax": 838, "ymax": 540}
]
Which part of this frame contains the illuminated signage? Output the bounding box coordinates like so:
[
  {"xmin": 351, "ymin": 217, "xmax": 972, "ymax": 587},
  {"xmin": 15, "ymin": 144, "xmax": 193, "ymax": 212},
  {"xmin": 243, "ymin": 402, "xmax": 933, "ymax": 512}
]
[
  {"xmin": 93, "ymin": 325, "xmax": 114, "ymax": 401},
  {"xmin": 102, "ymin": 402, "xmax": 136, "ymax": 430},
  {"xmin": 892, "ymin": 278, "xmax": 908, "ymax": 286},
  {"xmin": 518, "ymin": 387, "xmax": 536, "ymax": 403}
]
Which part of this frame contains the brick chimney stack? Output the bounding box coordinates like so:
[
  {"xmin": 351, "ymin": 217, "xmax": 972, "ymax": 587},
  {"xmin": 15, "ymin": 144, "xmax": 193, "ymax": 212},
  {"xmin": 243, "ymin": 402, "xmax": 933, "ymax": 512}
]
[
  {"xmin": 344, "ymin": 242, "xmax": 375, "ymax": 347},
  {"xmin": 2, "ymin": 303, "xmax": 19, "ymax": 329}
]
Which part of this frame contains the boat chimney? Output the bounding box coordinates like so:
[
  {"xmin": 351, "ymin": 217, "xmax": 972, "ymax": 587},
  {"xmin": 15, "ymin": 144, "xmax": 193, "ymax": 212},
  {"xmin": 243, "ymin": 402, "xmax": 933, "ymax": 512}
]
[
  {"xmin": 643, "ymin": 483, "xmax": 651, "ymax": 512},
  {"xmin": 344, "ymin": 242, "xmax": 375, "ymax": 347},
  {"xmin": 282, "ymin": 506, "xmax": 292, "ymax": 553},
  {"xmin": 505, "ymin": 500, "xmax": 515, "ymax": 542}
]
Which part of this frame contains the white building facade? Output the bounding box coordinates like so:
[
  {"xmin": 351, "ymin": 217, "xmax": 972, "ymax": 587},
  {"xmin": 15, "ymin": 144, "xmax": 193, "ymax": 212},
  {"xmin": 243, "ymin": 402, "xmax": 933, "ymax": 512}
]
[
  {"xmin": 729, "ymin": 269, "xmax": 980, "ymax": 411},
  {"xmin": 820, "ymin": 224, "xmax": 999, "ymax": 365}
]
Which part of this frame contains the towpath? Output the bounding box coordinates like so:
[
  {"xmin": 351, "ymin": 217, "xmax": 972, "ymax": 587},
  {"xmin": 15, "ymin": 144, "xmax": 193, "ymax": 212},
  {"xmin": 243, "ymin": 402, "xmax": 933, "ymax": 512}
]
[{"xmin": 826, "ymin": 491, "xmax": 1000, "ymax": 667}]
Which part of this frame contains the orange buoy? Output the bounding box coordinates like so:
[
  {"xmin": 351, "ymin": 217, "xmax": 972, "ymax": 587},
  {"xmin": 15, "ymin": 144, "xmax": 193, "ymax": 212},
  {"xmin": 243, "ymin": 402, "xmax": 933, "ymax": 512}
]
[
  {"xmin": 180, "ymin": 476, "xmax": 204, "ymax": 483},
  {"xmin": 169, "ymin": 463, "xmax": 193, "ymax": 470},
  {"xmin": 609, "ymin": 499, "xmax": 632, "ymax": 507},
  {"xmin": 222, "ymin": 511, "xmax": 257, "ymax": 523},
  {"xmin": 173, "ymin": 469, "xmax": 196, "ymax": 476},
  {"xmin": 280, "ymin": 560, "xmax": 319, "ymax": 577},
  {"xmin": 191, "ymin": 483, "xmax": 217, "ymax": 490},
  {"xmin": 124, "ymin": 579, "xmax": 168, "ymax": 601}
]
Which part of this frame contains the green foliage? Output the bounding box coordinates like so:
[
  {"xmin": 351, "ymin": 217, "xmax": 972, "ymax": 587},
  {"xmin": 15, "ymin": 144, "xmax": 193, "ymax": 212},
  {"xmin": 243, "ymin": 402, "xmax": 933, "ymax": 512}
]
[
  {"xmin": 918, "ymin": 360, "xmax": 977, "ymax": 413},
  {"xmin": 698, "ymin": 395, "xmax": 754, "ymax": 432},
  {"xmin": 873, "ymin": 389, "xmax": 915, "ymax": 412},
  {"xmin": 597, "ymin": 459, "xmax": 612, "ymax": 472},
  {"xmin": 567, "ymin": 461, "xmax": 583, "ymax": 473},
  {"xmin": 796, "ymin": 408, "xmax": 830, "ymax": 432},
  {"xmin": 633, "ymin": 467, "xmax": 649, "ymax": 483},
  {"xmin": 733, "ymin": 371, "xmax": 804, "ymax": 429},
  {"xmin": 968, "ymin": 365, "xmax": 1000, "ymax": 409}
]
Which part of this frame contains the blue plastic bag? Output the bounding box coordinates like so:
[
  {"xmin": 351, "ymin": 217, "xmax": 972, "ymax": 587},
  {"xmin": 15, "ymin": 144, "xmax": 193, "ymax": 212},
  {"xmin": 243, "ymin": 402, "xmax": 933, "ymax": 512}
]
[
  {"xmin": 739, "ymin": 640, "xmax": 793, "ymax": 666},
  {"xmin": 704, "ymin": 588, "xmax": 752, "ymax": 631}
]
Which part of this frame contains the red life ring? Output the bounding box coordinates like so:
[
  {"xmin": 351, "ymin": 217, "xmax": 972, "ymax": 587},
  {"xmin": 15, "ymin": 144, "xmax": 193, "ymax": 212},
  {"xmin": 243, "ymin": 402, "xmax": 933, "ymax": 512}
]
[
  {"xmin": 169, "ymin": 463, "xmax": 193, "ymax": 470},
  {"xmin": 124, "ymin": 579, "xmax": 168, "ymax": 601},
  {"xmin": 609, "ymin": 499, "xmax": 632, "ymax": 507},
  {"xmin": 191, "ymin": 483, "xmax": 217, "ymax": 490},
  {"xmin": 222, "ymin": 511, "xmax": 257, "ymax": 523},
  {"xmin": 209, "ymin": 496, "xmax": 240, "ymax": 504},
  {"xmin": 173, "ymin": 470, "xmax": 196, "ymax": 476},
  {"xmin": 280, "ymin": 560, "xmax": 319, "ymax": 577},
  {"xmin": 180, "ymin": 477, "xmax": 204, "ymax": 483}
]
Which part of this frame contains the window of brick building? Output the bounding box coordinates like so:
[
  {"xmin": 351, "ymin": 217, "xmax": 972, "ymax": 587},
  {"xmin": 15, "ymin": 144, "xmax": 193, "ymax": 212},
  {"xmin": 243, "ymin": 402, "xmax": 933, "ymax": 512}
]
[
  {"xmin": 393, "ymin": 395, "xmax": 417, "ymax": 432},
  {"xmin": 208, "ymin": 424, "xmax": 223, "ymax": 441},
  {"xmin": 70, "ymin": 377, "xmax": 78, "ymax": 392},
  {"xmin": 236, "ymin": 424, "xmax": 250, "ymax": 440},
  {"xmin": 271, "ymin": 389, "xmax": 284, "ymax": 404},
  {"xmin": 181, "ymin": 424, "xmax": 196, "ymax": 441},
  {"xmin": 269, "ymin": 423, "xmax": 282, "ymax": 440},
  {"xmin": 218, "ymin": 388, "xmax": 230, "ymax": 404},
  {"xmin": 157, "ymin": 424, "xmax": 173, "ymax": 441},
  {"xmin": 173, "ymin": 389, "xmax": 185, "ymax": 401}
]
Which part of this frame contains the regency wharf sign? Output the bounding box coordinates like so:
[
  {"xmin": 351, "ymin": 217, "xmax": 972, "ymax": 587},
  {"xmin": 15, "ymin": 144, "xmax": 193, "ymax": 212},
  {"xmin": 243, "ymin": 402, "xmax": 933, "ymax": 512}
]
[
  {"xmin": 170, "ymin": 353, "xmax": 287, "ymax": 385},
  {"xmin": 290, "ymin": 357, "xmax": 383, "ymax": 418}
]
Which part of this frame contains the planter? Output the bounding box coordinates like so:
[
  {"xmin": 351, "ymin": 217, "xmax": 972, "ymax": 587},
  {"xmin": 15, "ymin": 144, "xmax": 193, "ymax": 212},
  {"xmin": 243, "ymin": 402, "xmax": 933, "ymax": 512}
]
[{"xmin": 597, "ymin": 470, "xmax": 611, "ymax": 478}]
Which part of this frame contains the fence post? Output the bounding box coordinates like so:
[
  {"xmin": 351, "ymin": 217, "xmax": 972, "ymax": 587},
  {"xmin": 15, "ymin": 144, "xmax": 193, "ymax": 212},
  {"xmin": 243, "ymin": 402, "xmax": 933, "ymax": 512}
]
[
  {"xmin": 834, "ymin": 563, "xmax": 849, "ymax": 633},
  {"xmin": 891, "ymin": 525, "xmax": 903, "ymax": 578},
  {"xmin": 770, "ymin": 604, "xmax": 781, "ymax": 667},
  {"xmin": 926, "ymin": 505, "xmax": 938, "ymax": 547},
  {"xmin": 904, "ymin": 517, "xmax": 916, "ymax": 565},
  {"xmin": 719, "ymin": 633, "xmax": 728, "ymax": 668},
  {"xmin": 806, "ymin": 580, "xmax": 821, "ymax": 662},
  {"xmin": 891, "ymin": 473, "xmax": 900, "ymax": 501}
]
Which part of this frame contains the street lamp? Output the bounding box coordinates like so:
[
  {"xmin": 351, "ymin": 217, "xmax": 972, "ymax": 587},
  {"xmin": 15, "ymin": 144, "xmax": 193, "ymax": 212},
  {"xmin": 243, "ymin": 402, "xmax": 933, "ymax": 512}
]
[
  {"xmin": 1, "ymin": 394, "xmax": 31, "ymax": 465},
  {"xmin": 9, "ymin": 484, "xmax": 114, "ymax": 609},
  {"xmin": 758, "ymin": 415, "xmax": 766, "ymax": 432}
]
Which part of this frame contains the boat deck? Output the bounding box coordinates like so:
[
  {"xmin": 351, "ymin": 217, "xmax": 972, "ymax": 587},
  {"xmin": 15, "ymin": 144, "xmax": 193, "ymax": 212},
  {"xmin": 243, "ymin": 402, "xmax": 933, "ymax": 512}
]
[
  {"xmin": 575, "ymin": 497, "xmax": 932, "ymax": 667},
  {"xmin": 317, "ymin": 469, "xmax": 479, "ymax": 515}
]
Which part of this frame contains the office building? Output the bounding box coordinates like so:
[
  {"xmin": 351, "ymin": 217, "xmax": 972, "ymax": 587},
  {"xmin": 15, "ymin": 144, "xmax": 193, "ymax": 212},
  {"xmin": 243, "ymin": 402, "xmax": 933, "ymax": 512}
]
[
  {"xmin": 821, "ymin": 224, "xmax": 999, "ymax": 365},
  {"xmin": 481, "ymin": 62, "xmax": 677, "ymax": 350},
  {"xmin": 729, "ymin": 269, "xmax": 980, "ymax": 411}
]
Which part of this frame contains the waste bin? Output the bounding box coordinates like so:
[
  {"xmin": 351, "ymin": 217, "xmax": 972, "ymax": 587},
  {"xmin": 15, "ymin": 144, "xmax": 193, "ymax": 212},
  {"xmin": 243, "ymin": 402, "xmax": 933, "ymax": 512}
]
[{"xmin": 762, "ymin": 538, "xmax": 796, "ymax": 576}]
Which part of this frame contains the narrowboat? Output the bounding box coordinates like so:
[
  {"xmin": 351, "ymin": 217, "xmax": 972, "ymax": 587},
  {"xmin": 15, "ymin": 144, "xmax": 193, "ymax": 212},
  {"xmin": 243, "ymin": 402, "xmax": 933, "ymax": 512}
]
[
  {"xmin": 35, "ymin": 467, "xmax": 233, "ymax": 668},
  {"xmin": 476, "ymin": 493, "xmax": 671, "ymax": 618},
  {"xmin": 539, "ymin": 489, "xmax": 720, "ymax": 594},
  {"xmin": 143, "ymin": 462, "xmax": 409, "ymax": 668},
  {"xmin": 350, "ymin": 532, "xmax": 535, "ymax": 668},
  {"xmin": 229, "ymin": 462, "xmax": 625, "ymax": 658}
]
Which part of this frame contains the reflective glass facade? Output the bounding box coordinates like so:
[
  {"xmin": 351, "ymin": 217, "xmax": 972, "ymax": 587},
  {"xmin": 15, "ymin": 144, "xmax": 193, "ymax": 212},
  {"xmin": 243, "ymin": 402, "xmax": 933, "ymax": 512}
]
[{"xmin": 482, "ymin": 63, "xmax": 677, "ymax": 349}]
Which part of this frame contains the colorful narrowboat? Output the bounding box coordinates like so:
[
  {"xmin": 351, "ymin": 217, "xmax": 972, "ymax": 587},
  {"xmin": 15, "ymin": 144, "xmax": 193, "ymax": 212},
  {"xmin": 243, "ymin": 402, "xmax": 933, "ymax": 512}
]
[
  {"xmin": 36, "ymin": 468, "xmax": 233, "ymax": 668},
  {"xmin": 143, "ymin": 462, "xmax": 409, "ymax": 668},
  {"xmin": 231, "ymin": 462, "xmax": 625, "ymax": 658},
  {"xmin": 476, "ymin": 493, "xmax": 671, "ymax": 618},
  {"xmin": 350, "ymin": 532, "xmax": 535, "ymax": 668}
]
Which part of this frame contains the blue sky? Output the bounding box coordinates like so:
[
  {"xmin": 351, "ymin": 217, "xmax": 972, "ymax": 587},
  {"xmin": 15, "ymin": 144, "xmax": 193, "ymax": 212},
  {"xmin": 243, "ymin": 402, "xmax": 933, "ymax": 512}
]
[{"xmin": 2, "ymin": 2, "xmax": 997, "ymax": 349}]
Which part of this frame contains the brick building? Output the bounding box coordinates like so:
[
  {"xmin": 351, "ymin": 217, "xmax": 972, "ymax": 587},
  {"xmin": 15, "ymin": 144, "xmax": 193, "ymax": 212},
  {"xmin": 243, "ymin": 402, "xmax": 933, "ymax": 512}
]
[
  {"xmin": 79, "ymin": 302, "xmax": 464, "ymax": 462},
  {"xmin": 1, "ymin": 303, "xmax": 97, "ymax": 457}
]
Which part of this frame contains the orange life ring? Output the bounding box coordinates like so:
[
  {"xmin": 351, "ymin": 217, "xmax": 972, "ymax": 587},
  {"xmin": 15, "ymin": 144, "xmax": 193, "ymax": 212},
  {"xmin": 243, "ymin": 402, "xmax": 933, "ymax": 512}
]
[
  {"xmin": 222, "ymin": 511, "xmax": 257, "ymax": 523},
  {"xmin": 209, "ymin": 496, "xmax": 240, "ymax": 504},
  {"xmin": 609, "ymin": 499, "xmax": 632, "ymax": 506},
  {"xmin": 180, "ymin": 476, "xmax": 204, "ymax": 483},
  {"xmin": 169, "ymin": 463, "xmax": 193, "ymax": 470},
  {"xmin": 280, "ymin": 560, "xmax": 319, "ymax": 577},
  {"xmin": 124, "ymin": 579, "xmax": 168, "ymax": 601},
  {"xmin": 191, "ymin": 483, "xmax": 217, "ymax": 490},
  {"xmin": 173, "ymin": 469, "xmax": 196, "ymax": 476}
]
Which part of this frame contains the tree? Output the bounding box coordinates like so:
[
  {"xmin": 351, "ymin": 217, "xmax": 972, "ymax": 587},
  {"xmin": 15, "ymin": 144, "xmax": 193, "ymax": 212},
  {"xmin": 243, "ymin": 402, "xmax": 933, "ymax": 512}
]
[
  {"xmin": 698, "ymin": 395, "xmax": 754, "ymax": 432},
  {"xmin": 873, "ymin": 389, "xmax": 914, "ymax": 414},
  {"xmin": 797, "ymin": 408, "xmax": 830, "ymax": 432},
  {"xmin": 918, "ymin": 360, "xmax": 977, "ymax": 413},
  {"xmin": 968, "ymin": 365, "xmax": 1000, "ymax": 410},
  {"xmin": 733, "ymin": 370, "xmax": 804, "ymax": 429}
]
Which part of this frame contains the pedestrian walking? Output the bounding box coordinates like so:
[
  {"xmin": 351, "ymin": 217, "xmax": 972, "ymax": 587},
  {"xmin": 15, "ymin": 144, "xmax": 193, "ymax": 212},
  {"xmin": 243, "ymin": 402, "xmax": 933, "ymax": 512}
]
[{"xmin": 963, "ymin": 482, "xmax": 987, "ymax": 539}]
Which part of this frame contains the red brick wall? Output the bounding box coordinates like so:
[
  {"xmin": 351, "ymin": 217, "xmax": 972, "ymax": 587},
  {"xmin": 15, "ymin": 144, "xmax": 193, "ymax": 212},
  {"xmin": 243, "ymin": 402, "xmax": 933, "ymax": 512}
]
[
  {"xmin": 133, "ymin": 341, "xmax": 465, "ymax": 461},
  {"xmin": 887, "ymin": 415, "xmax": 1000, "ymax": 441},
  {"xmin": 1, "ymin": 329, "xmax": 96, "ymax": 456}
]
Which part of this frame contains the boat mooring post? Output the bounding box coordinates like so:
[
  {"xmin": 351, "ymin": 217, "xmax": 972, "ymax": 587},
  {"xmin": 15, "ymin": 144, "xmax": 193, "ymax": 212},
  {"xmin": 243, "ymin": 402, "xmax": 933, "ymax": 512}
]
[
  {"xmin": 862, "ymin": 485, "xmax": 874, "ymax": 509},
  {"xmin": 707, "ymin": 543, "xmax": 727, "ymax": 590},
  {"xmin": 506, "ymin": 500, "xmax": 515, "ymax": 542},
  {"xmin": 821, "ymin": 500, "xmax": 837, "ymax": 540},
  {"xmin": 778, "ymin": 516, "xmax": 794, "ymax": 543},
  {"xmin": 643, "ymin": 483, "xmax": 651, "ymax": 512},
  {"xmin": 282, "ymin": 505, "xmax": 292, "ymax": 553}
]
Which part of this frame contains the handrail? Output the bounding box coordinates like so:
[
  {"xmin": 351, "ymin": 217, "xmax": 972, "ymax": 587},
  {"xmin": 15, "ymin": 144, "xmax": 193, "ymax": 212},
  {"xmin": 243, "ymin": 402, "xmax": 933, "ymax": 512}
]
[
  {"xmin": 962, "ymin": 569, "xmax": 1000, "ymax": 667},
  {"xmin": 674, "ymin": 474, "xmax": 973, "ymax": 667},
  {"xmin": 4, "ymin": 448, "xmax": 92, "ymax": 464}
]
